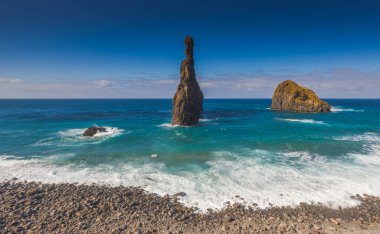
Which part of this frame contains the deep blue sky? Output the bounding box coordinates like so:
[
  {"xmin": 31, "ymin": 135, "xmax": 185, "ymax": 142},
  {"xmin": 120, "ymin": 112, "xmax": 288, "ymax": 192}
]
[{"xmin": 1, "ymin": 0, "xmax": 380, "ymax": 98}]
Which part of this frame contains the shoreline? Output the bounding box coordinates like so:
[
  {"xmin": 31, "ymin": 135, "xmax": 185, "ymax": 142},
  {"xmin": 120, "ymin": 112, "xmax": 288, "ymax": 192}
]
[{"xmin": 1, "ymin": 180, "xmax": 380, "ymax": 233}]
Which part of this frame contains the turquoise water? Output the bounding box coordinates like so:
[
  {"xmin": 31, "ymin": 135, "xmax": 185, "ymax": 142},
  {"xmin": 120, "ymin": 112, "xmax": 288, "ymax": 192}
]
[{"xmin": 0, "ymin": 99, "xmax": 379, "ymax": 209}]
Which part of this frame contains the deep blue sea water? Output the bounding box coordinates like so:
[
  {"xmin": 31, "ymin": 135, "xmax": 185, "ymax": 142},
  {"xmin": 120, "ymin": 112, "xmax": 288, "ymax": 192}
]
[{"xmin": 0, "ymin": 99, "xmax": 379, "ymax": 210}]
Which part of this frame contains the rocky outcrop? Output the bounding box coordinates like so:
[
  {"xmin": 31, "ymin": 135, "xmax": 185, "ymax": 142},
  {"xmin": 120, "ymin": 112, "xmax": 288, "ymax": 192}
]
[
  {"xmin": 83, "ymin": 126, "xmax": 106, "ymax": 137},
  {"xmin": 271, "ymin": 80, "xmax": 331, "ymax": 112},
  {"xmin": 172, "ymin": 36, "xmax": 204, "ymax": 126}
]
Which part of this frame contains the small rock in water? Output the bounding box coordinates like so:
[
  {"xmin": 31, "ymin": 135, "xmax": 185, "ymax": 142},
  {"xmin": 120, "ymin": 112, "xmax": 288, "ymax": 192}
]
[
  {"xmin": 151, "ymin": 154, "xmax": 158, "ymax": 158},
  {"xmin": 83, "ymin": 126, "xmax": 107, "ymax": 137}
]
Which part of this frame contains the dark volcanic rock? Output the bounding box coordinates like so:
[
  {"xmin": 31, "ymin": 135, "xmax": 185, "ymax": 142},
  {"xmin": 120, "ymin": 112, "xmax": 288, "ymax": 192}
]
[
  {"xmin": 271, "ymin": 80, "xmax": 331, "ymax": 112},
  {"xmin": 82, "ymin": 126, "xmax": 107, "ymax": 137},
  {"xmin": 172, "ymin": 36, "xmax": 204, "ymax": 126}
]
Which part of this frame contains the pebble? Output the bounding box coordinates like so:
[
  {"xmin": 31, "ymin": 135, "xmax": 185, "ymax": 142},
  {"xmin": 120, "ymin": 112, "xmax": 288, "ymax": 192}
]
[
  {"xmin": 330, "ymin": 218, "xmax": 341, "ymax": 225},
  {"xmin": 223, "ymin": 215, "xmax": 234, "ymax": 223}
]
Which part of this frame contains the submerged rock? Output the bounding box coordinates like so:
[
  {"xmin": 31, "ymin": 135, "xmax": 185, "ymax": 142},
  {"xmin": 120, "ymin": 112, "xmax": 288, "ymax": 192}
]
[
  {"xmin": 172, "ymin": 36, "xmax": 204, "ymax": 126},
  {"xmin": 271, "ymin": 80, "xmax": 331, "ymax": 112},
  {"xmin": 82, "ymin": 126, "xmax": 107, "ymax": 137}
]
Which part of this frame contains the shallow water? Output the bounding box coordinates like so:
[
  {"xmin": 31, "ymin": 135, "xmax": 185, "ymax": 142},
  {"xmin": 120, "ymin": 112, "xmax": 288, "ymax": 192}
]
[{"xmin": 0, "ymin": 99, "xmax": 379, "ymax": 210}]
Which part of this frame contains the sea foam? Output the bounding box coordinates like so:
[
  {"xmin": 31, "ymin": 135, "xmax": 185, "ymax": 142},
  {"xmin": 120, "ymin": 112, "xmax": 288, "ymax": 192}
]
[
  {"xmin": 2, "ymin": 133, "xmax": 380, "ymax": 211},
  {"xmin": 32, "ymin": 126, "xmax": 125, "ymax": 147},
  {"xmin": 59, "ymin": 126, "xmax": 124, "ymax": 139},
  {"xmin": 331, "ymin": 106, "xmax": 363, "ymax": 112},
  {"xmin": 333, "ymin": 132, "xmax": 380, "ymax": 142},
  {"xmin": 159, "ymin": 119, "xmax": 216, "ymax": 128},
  {"xmin": 158, "ymin": 123, "xmax": 181, "ymax": 128},
  {"xmin": 276, "ymin": 118, "xmax": 326, "ymax": 125}
]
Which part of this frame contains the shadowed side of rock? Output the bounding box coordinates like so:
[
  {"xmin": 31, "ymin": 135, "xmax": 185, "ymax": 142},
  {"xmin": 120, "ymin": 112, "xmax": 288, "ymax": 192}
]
[
  {"xmin": 271, "ymin": 80, "xmax": 331, "ymax": 113},
  {"xmin": 82, "ymin": 126, "xmax": 107, "ymax": 137},
  {"xmin": 172, "ymin": 36, "xmax": 204, "ymax": 126}
]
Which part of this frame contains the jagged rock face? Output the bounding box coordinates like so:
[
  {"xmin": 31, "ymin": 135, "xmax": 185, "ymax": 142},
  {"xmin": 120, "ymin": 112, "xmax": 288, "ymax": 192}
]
[
  {"xmin": 172, "ymin": 36, "xmax": 204, "ymax": 126},
  {"xmin": 271, "ymin": 80, "xmax": 331, "ymax": 112},
  {"xmin": 83, "ymin": 127, "xmax": 107, "ymax": 137}
]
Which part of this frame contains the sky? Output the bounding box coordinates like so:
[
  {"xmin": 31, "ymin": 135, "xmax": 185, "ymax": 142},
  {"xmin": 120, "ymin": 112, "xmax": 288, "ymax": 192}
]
[{"xmin": 0, "ymin": 0, "xmax": 380, "ymax": 98}]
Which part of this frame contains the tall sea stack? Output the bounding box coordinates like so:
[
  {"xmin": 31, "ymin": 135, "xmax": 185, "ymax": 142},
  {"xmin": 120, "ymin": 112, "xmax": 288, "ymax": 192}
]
[
  {"xmin": 172, "ymin": 36, "xmax": 204, "ymax": 126},
  {"xmin": 271, "ymin": 80, "xmax": 331, "ymax": 112}
]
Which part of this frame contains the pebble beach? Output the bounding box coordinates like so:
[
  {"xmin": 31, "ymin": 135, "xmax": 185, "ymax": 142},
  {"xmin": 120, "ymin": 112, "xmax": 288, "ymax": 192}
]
[{"xmin": 1, "ymin": 180, "xmax": 380, "ymax": 233}]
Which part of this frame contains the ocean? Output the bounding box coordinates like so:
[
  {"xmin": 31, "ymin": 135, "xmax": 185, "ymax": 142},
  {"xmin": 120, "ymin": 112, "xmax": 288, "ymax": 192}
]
[{"xmin": 0, "ymin": 99, "xmax": 379, "ymax": 210}]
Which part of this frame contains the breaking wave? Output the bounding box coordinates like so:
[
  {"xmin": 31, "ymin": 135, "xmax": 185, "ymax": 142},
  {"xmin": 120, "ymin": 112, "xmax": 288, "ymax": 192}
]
[
  {"xmin": 333, "ymin": 132, "xmax": 380, "ymax": 142},
  {"xmin": 276, "ymin": 118, "xmax": 326, "ymax": 125},
  {"xmin": 331, "ymin": 106, "xmax": 363, "ymax": 112},
  {"xmin": 32, "ymin": 127, "xmax": 125, "ymax": 147},
  {"xmin": 2, "ymin": 133, "xmax": 380, "ymax": 211},
  {"xmin": 158, "ymin": 123, "xmax": 182, "ymax": 128}
]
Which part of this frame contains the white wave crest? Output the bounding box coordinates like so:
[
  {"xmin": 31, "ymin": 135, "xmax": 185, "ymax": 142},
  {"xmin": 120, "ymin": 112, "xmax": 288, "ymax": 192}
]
[
  {"xmin": 32, "ymin": 127, "xmax": 125, "ymax": 147},
  {"xmin": 333, "ymin": 132, "xmax": 380, "ymax": 142},
  {"xmin": 158, "ymin": 119, "xmax": 216, "ymax": 128},
  {"xmin": 158, "ymin": 123, "xmax": 181, "ymax": 128},
  {"xmin": 2, "ymin": 138, "xmax": 380, "ymax": 211},
  {"xmin": 331, "ymin": 106, "xmax": 363, "ymax": 112},
  {"xmin": 276, "ymin": 118, "xmax": 326, "ymax": 125},
  {"xmin": 59, "ymin": 127, "xmax": 124, "ymax": 139}
]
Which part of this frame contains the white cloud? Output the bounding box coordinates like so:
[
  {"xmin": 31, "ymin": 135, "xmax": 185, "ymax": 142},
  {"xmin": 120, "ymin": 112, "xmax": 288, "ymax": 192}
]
[
  {"xmin": 90, "ymin": 79, "xmax": 117, "ymax": 87},
  {"xmin": 199, "ymin": 81, "xmax": 216, "ymax": 88},
  {"xmin": 0, "ymin": 68, "xmax": 379, "ymax": 98},
  {"xmin": 152, "ymin": 79, "xmax": 177, "ymax": 85},
  {"xmin": 198, "ymin": 68, "xmax": 380, "ymax": 98},
  {"xmin": 0, "ymin": 78, "xmax": 24, "ymax": 84}
]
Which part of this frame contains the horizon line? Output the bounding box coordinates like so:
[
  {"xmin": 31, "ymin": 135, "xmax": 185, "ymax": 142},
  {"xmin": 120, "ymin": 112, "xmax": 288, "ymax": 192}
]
[{"xmin": 1, "ymin": 98, "xmax": 380, "ymax": 100}]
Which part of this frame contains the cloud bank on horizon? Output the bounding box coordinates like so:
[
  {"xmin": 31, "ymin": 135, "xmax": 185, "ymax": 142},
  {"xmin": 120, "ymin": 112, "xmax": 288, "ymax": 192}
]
[
  {"xmin": 1, "ymin": 69, "xmax": 379, "ymax": 98},
  {"xmin": 1, "ymin": 0, "xmax": 380, "ymax": 98}
]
